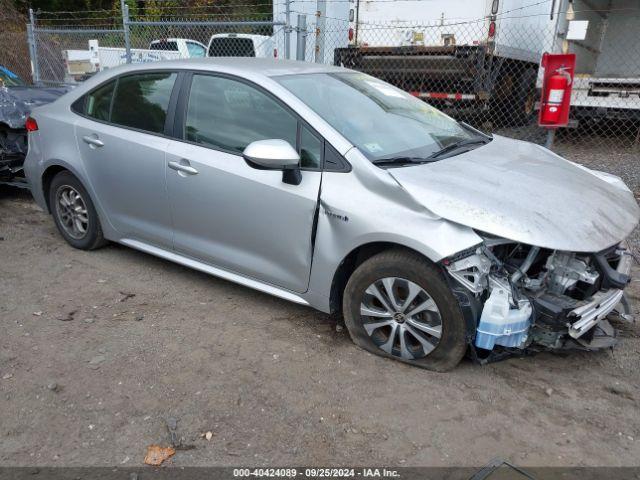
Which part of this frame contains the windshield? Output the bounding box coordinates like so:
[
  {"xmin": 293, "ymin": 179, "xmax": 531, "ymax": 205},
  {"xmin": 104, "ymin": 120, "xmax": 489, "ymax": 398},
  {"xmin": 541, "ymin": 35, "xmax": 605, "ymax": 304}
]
[
  {"xmin": 0, "ymin": 66, "xmax": 26, "ymax": 87},
  {"xmin": 276, "ymin": 72, "xmax": 476, "ymax": 162}
]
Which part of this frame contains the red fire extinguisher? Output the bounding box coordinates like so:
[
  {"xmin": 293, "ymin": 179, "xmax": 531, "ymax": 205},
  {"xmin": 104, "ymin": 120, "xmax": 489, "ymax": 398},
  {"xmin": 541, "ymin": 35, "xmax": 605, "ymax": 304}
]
[{"xmin": 541, "ymin": 66, "xmax": 572, "ymax": 125}]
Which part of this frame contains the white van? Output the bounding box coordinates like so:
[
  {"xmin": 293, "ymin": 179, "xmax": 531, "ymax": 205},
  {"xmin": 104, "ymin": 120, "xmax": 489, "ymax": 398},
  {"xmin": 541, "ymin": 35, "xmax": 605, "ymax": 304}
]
[{"xmin": 207, "ymin": 33, "xmax": 276, "ymax": 58}]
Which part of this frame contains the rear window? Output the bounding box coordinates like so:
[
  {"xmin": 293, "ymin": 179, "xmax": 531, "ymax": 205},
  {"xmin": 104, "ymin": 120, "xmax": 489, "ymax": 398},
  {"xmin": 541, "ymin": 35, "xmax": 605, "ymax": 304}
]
[
  {"xmin": 110, "ymin": 72, "xmax": 177, "ymax": 133},
  {"xmin": 208, "ymin": 38, "xmax": 255, "ymax": 57},
  {"xmin": 150, "ymin": 41, "xmax": 178, "ymax": 51}
]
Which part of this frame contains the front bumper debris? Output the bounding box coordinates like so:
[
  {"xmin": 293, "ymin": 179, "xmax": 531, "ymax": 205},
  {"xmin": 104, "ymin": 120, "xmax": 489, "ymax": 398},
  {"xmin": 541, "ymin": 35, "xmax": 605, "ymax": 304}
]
[
  {"xmin": 569, "ymin": 249, "xmax": 632, "ymax": 339},
  {"xmin": 446, "ymin": 236, "xmax": 635, "ymax": 360},
  {"xmin": 569, "ymin": 289, "xmax": 624, "ymax": 338}
]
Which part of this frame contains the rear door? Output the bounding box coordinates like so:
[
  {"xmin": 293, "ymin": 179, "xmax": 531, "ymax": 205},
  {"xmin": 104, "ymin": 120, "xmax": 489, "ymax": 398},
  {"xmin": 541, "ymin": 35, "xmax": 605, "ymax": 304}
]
[
  {"xmin": 165, "ymin": 72, "xmax": 323, "ymax": 293},
  {"xmin": 74, "ymin": 71, "xmax": 179, "ymax": 248}
]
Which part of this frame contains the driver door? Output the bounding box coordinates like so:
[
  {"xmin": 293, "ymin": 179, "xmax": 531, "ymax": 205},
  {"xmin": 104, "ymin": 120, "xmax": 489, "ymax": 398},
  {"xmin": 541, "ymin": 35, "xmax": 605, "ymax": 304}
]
[{"xmin": 165, "ymin": 73, "xmax": 323, "ymax": 293}]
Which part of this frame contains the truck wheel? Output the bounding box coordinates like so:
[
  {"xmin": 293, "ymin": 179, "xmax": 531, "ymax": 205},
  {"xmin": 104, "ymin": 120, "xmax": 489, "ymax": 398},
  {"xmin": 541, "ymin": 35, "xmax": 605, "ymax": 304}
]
[
  {"xmin": 510, "ymin": 68, "xmax": 538, "ymax": 126},
  {"xmin": 342, "ymin": 249, "xmax": 467, "ymax": 371},
  {"xmin": 490, "ymin": 68, "xmax": 537, "ymax": 127},
  {"xmin": 49, "ymin": 171, "xmax": 107, "ymax": 250}
]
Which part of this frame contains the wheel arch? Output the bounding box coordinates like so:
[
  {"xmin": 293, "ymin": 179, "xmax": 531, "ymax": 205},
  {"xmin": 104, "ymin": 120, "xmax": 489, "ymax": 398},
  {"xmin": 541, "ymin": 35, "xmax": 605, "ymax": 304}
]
[
  {"xmin": 40, "ymin": 161, "xmax": 88, "ymax": 213},
  {"xmin": 328, "ymin": 241, "xmax": 437, "ymax": 315}
]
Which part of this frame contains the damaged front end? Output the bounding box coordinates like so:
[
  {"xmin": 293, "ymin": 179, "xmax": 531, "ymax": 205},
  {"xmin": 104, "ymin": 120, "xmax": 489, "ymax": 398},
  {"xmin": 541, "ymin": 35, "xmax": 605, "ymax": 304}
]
[{"xmin": 443, "ymin": 235, "xmax": 635, "ymax": 361}]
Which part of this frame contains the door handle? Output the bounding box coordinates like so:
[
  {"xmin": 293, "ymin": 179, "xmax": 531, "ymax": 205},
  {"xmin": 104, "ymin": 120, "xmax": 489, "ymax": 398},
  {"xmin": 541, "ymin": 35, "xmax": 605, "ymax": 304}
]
[
  {"xmin": 168, "ymin": 161, "xmax": 198, "ymax": 175},
  {"xmin": 82, "ymin": 135, "xmax": 104, "ymax": 147}
]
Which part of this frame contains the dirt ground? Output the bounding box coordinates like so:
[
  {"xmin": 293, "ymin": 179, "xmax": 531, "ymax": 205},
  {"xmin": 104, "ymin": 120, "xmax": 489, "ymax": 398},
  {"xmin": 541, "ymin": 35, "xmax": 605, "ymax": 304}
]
[{"xmin": 1, "ymin": 148, "xmax": 640, "ymax": 467}]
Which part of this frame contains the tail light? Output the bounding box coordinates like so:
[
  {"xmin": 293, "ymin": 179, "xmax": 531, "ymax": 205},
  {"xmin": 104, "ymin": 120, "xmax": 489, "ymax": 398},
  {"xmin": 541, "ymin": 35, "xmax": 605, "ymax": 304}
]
[
  {"xmin": 25, "ymin": 117, "xmax": 38, "ymax": 132},
  {"xmin": 488, "ymin": 21, "xmax": 496, "ymax": 38},
  {"xmin": 274, "ymin": 48, "xmax": 278, "ymax": 58},
  {"xmin": 348, "ymin": 27, "xmax": 354, "ymax": 42}
]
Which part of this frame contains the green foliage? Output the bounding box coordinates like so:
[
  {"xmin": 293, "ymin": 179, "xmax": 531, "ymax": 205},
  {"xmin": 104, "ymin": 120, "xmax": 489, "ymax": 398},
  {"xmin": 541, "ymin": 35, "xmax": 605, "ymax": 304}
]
[{"xmin": 15, "ymin": 0, "xmax": 273, "ymax": 18}]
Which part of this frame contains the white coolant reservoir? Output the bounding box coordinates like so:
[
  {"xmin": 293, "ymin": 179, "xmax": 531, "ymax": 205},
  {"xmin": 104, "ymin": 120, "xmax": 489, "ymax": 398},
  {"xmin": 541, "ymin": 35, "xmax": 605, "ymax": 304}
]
[{"xmin": 475, "ymin": 288, "xmax": 532, "ymax": 350}]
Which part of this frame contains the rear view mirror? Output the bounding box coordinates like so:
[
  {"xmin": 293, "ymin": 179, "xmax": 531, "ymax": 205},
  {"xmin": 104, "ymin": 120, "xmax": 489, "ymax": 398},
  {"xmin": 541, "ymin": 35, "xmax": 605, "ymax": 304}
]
[{"xmin": 243, "ymin": 139, "xmax": 302, "ymax": 185}]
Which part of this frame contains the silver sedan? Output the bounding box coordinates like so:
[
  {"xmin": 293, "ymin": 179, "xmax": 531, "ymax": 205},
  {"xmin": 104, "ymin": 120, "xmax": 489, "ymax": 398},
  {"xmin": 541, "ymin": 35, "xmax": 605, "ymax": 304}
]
[{"xmin": 24, "ymin": 58, "xmax": 639, "ymax": 370}]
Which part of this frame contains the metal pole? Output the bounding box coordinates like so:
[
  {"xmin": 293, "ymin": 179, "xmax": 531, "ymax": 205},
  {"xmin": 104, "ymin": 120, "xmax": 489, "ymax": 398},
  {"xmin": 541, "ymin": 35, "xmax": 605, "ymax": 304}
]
[
  {"xmin": 28, "ymin": 8, "xmax": 41, "ymax": 85},
  {"xmin": 127, "ymin": 20, "xmax": 284, "ymax": 27},
  {"xmin": 121, "ymin": 0, "xmax": 132, "ymax": 64},
  {"xmin": 296, "ymin": 14, "xmax": 307, "ymax": 61},
  {"xmin": 284, "ymin": 0, "xmax": 291, "ymax": 60},
  {"xmin": 544, "ymin": 128, "xmax": 556, "ymax": 149},
  {"xmin": 314, "ymin": 0, "xmax": 326, "ymax": 63},
  {"xmin": 26, "ymin": 22, "xmax": 35, "ymax": 84}
]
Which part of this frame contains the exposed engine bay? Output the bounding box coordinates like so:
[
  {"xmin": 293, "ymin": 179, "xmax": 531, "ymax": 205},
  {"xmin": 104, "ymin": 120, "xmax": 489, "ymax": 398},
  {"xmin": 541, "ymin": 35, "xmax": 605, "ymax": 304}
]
[{"xmin": 444, "ymin": 234, "xmax": 634, "ymax": 359}]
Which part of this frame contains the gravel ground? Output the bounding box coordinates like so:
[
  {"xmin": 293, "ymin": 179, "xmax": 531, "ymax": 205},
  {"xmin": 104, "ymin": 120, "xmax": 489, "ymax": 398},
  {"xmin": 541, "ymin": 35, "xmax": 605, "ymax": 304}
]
[{"xmin": 0, "ymin": 143, "xmax": 639, "ymax": 468}]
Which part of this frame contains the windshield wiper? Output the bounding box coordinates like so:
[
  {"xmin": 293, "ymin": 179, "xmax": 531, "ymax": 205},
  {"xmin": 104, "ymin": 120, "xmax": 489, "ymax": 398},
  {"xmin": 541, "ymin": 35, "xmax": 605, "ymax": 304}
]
[
  {"xmin": 372, "ymin": 156, "xmax": 433, "ymax": 167},
  {"xmin": 428, "ymin": 137, "xmax": 490, "ymax": 159}
]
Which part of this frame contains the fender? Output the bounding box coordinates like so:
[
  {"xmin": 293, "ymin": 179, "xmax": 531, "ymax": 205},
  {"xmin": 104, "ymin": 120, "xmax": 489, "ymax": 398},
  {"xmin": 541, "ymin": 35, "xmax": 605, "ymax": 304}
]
[{"xmin": 37, "ymin": 158, "xmax": 120, "ymax": 240}]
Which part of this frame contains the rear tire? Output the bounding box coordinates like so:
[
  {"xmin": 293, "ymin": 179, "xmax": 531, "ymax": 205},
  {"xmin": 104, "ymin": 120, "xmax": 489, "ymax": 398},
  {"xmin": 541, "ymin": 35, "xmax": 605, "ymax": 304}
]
[
  {"xmin": 342, "ymin": 249, "xmax": 467, "ymax": 371},
  {"xmin": 49, "ymin": 171, "xmax": 107, "ymax": 250}
]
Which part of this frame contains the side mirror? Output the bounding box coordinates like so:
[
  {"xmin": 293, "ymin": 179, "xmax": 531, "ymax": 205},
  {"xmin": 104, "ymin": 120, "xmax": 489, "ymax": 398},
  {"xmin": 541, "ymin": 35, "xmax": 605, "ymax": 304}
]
[{"xmin": 243, "ymin": 139, "xmax": 302, "ymax": 185}]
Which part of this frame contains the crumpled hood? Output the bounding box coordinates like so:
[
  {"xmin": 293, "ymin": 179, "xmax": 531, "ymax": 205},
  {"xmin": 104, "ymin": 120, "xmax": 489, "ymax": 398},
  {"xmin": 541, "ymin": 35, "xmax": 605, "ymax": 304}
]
[
  {"xmin": 0, "ymin": 85, "xmax": 71, "ymax": 129},
  {"xmin": 389, "ymin": 135, "xmax": 640, "ymax": 252}
]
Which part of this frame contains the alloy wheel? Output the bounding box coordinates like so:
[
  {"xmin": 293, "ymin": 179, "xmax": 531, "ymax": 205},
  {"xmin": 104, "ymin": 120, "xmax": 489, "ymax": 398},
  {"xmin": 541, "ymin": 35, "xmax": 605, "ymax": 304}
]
[
  {"xmin": 55, "ymin": 185, "xmax": 89, "ymax": 240},
  {"xmin": 360, "ymin": 277, "xmax": 442, "ymax": 360}
]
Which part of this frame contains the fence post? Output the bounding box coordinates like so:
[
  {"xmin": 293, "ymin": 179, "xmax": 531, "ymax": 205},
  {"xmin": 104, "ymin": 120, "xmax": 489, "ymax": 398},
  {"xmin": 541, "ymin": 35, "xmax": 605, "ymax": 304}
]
[
  {"xmin": 544, "ymin": 129, "xmax": 556, "ymax": 149},
  {"xmin": 27, "ymin": 8, "xmax": 41, "ymax": 85},
  {"xmin": 121, "ymin": 0, "xmax": 132, "ymax": 63},
  {"xmin": 284, "ymin": 0, "xmax": 291, "ymax": 59},
  {"xmin": 296, "ymin": 15, "xmax": 307, "ymax": 61},
  {"xmin": 314, "ymin": 0, "xmax": 326, "ymax": 63}
]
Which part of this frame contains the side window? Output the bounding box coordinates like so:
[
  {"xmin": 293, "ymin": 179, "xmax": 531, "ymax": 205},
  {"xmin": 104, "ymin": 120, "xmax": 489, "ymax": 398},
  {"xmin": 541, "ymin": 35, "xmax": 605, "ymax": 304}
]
[
  {"xmin": 84, "ymin": 80, "xmax": 116, "ymax": 121},
  {"xmin": 187, "ymin": 42, "xmax": 206, "ymax": 58},
  {"xmin": 111, "ymin": 72, "xmax": 176, "ymax": 134},
  {"xmin": 71, "ymin": 96, "xmax": 86, "ymax": 115},
  {"xmin": 185, "ymin": 74, "xmax": 297, "ymax": 153},
  {"xmin": 299, "ymin": 125, "xmax": 322, "ymax": 169}
]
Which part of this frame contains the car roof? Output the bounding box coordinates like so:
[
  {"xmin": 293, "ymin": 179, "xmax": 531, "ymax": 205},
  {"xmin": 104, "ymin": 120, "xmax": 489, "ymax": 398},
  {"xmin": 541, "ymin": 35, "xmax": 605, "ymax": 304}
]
[{"xmin": 100, "ymin": 58, "xmax": 347, "ymax": 78}]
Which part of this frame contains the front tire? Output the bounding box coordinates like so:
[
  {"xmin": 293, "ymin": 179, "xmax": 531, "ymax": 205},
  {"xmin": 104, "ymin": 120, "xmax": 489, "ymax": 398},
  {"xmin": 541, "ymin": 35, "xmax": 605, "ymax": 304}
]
[
  {"xmin": 49, "ymin": 171, "xmax": 107, "ymax": 250},
  {"xmin": 343, "ymin": 249, "xmax": 467, "ymax": 371}
]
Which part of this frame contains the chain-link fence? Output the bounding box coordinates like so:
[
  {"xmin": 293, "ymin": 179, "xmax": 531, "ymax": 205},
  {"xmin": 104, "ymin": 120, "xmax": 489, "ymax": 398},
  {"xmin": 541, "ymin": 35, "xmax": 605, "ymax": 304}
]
[
  {"xmin": 0, "ymin": 0, "xmax": 31, "ymax": 84},
  {"xmin": 11, "ymin": 1, "xmax": 640, "ymax": 155},
  {"xmin": 28, "ymin": 6, "xmax": 285, "ymax": 86}
]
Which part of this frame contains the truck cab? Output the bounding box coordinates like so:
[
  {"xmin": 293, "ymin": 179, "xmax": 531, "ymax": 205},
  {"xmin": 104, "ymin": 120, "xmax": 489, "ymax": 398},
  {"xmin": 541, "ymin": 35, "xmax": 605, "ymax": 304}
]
[
  {"xmin": 149, "ymin": 38, "xmax": 207, "ymax": 58},
  {"xmin": 206, "ymin": 33, "xmax": 276, "ymax": 58}
]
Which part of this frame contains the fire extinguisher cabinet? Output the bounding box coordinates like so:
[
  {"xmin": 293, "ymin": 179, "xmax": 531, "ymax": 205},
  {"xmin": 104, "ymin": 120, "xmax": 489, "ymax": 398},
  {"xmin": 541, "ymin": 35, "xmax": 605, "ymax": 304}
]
[{"xmin": 538, "ymin": 53, "xmax": 576, "ymax": 128}]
